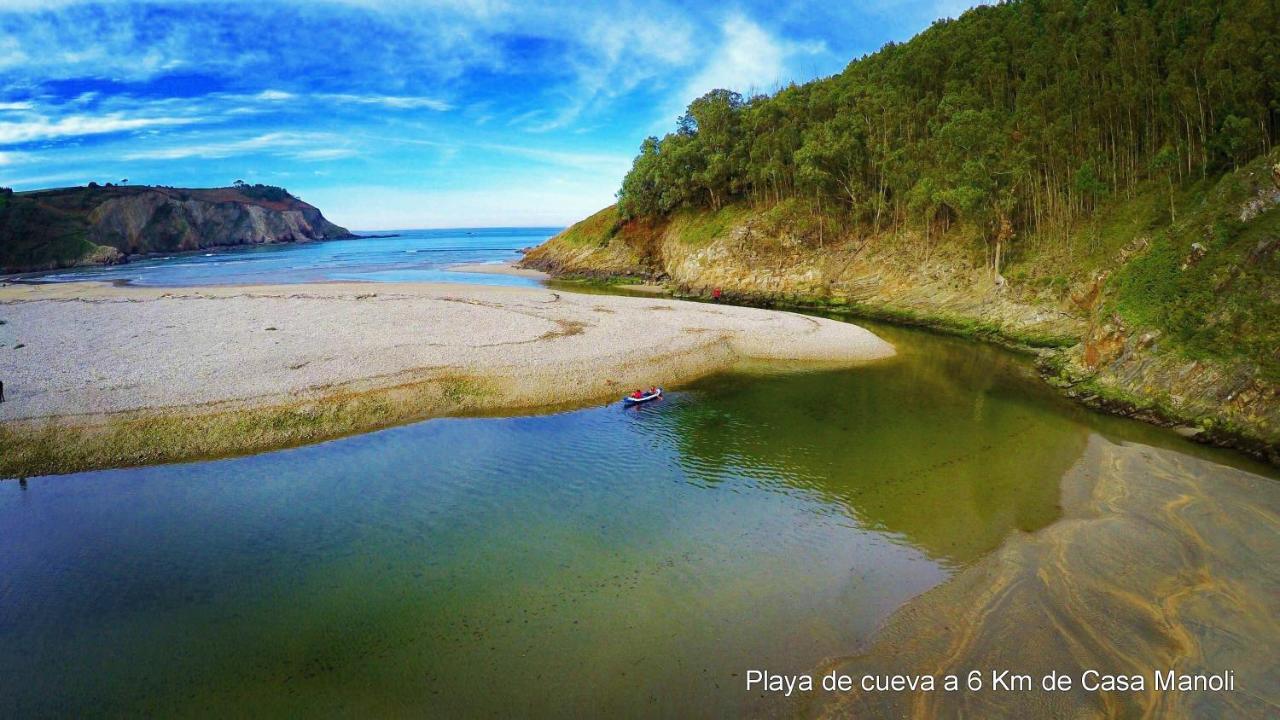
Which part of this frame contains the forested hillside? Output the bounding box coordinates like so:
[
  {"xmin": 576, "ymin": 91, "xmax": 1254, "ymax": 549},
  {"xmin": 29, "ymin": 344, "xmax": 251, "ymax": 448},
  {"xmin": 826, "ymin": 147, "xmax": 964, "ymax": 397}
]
[
  {"xmin": 524, "ymin": 0, "xmax": 1280, "ymax": 462},
  {"xmin": 618, "ymin": 0, "xmax": 1276, "ymax": 274}
]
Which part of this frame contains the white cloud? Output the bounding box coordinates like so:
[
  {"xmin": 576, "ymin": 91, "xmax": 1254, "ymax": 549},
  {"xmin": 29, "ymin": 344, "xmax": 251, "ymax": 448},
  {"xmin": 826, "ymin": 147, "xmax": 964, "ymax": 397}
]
[
  {"xmin": 247, "ymin": 90, "xmax": 451, "ymax": 111},
  {"xmin": 679, "ymin": 15, "xmax": 816, "ymax": 103},
  {"xmin": 478, "ymin": 142, "xmax": 630, "ymax": 175},
  {"xmin": 514, "ymin": 9, "xmax": 696, "ymax": 132},
  {"xmin": 0, "ymin": 1, "xmax": 508, "ymax": 85},
  {"xmin": 122, "ymin": 133, "xmax": 290, "ymax": 160},
  {"xmin": 0, "ymin": 170, "xmax": 97, "ymax": 187},
  {"xmin": 0, "ymin": 1, "xmax": 718, "ymax": 137},
  {"xmin": 0, "ymin": 1, "xmax": 889, "ymax": 223},
  {"xmin": 122, "ymin": 131, "xmax": 350, "ymax": 161},
  {"xmin": 304, "ymin": 178, "xmax": 614, "ymax": 230},
  {"xmin": 0, "ymin": 149, "xmax": 43, "ymax": 171},
  {"xmin": 253, "ymin": 89, "xmax": 296, "ymax": 102},
  {"xmin": 320, "ymin": 94, "xmax": 453, "ymax": 111},
  {"xmin": 644, "ymin": 14, "xmax": 825, "ymax": 132},
  {"xmin": 863, "ymin": 0, "xmax": 988, "ymax": 21},
  {"xmin": 0, "ymin": 114, "xmax": 201, "ymax": 144},
  {"xmin": 291, "ymin": 147, "xmax": 357, "ymax": 161}
]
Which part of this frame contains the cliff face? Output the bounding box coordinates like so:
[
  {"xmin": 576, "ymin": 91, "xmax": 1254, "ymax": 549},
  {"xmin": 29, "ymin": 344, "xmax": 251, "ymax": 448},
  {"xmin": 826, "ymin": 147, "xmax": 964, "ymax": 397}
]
[
  {"xmin": 0, "ymin": 185, "xmax": 352, "ymax": 273},
  {"xmin": 522, "ymin": 206, "xmax": 1085, "ymax": 345},
  {"xmin": 524, "ymin": 152, "xmax": 1280, "ymax": 463}
]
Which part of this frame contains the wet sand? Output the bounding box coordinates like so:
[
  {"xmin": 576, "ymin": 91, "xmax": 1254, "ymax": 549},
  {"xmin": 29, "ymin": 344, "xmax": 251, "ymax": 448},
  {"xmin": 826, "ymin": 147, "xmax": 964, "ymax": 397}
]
[
  {"xmin": 808, "ymin": 436, "xmax": 1280, "ymax": 719},
  {"xmin": 446, "ymin": 261, "xmax": 550, "ymax": 279}
]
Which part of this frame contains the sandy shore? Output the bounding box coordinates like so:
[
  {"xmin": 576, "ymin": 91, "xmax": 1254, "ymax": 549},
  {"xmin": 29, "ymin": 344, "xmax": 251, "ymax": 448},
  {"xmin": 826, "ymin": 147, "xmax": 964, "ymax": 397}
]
[
  {"xmin": 446, "ymin": 261, "xmax": 549, "ymax": 279},
  {"xmin": 0, "ymin": 281, "xmax": 892, "ymax": 474}
]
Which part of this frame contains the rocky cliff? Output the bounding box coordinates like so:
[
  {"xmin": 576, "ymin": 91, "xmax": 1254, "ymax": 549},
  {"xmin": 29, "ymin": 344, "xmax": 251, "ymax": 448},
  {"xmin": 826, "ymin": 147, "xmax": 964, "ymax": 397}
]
[
  {"xmin": 524, "ymin": 151, "xmax": 1280, "ymax": 464},
  {"xmin": 0, "ymin": 184, "xmax": 353, "ymax": 273}
]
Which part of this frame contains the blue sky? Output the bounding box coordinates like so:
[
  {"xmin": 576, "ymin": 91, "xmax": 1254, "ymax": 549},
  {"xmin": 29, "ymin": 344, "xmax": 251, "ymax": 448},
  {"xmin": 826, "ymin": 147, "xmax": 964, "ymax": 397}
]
[{"xmin": 0, "ymin": 0, "xmax": 980, "ymax": 230}]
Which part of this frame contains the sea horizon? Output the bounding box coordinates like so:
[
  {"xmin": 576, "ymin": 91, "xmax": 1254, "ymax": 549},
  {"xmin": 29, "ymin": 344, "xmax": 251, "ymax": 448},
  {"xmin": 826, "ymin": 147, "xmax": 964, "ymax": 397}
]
[{"xmin": 9, "ymin": 227, "xmax": 561, "ymax": 288}]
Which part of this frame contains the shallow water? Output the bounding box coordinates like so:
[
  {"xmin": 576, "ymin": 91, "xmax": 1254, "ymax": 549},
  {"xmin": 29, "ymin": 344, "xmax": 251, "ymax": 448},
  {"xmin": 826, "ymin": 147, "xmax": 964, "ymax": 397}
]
[
  {"xmin": 0, "ymin": 321, "xmax": 1273, "ymax": 717},
  {"xmin": 15, "ymin": 227, "xmax": 558, "ymax": 287}
]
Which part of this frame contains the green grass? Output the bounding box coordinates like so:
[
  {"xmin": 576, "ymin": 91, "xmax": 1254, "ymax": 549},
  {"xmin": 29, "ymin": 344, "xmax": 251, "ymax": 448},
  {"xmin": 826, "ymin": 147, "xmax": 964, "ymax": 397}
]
[
  {"xmin": 553, "ymin": 205, "xmax": 622, "ymax": 247},
  {"xmin": 1, "ymin": 375, "xmax": 493, "ymax": 478},
  {"xmin": 1005, "ymin": 178, "xmax": 1174, "ymax": 288},
  {"xmin": 668, "ymin": 204, "xmax": 749, "ymax": 247},
  {"xmin": 0, "ymin": 195, "xmax": 97, "ymax": 272},
  {"xmin": 1000, "ymin": 150, "xmax": 1280, "ymax": 384},
  {"xmin": 1106, "ymin": 154, "xmax": 1280, "ymax": 381},
  {"xmin": 1078, "ymin": 182, "xmax": 1174, "ymax": 269},
  {"xmin": 548, "ymin": 274, "xmax": 645, "ymax": 288},
  {"xmin": 827, "ymin": 303, "xmax": 1075, "ymax": 350},
  {"xmin": 670, "ymin": 288, "xmax": 1075, "ymax": 352}
]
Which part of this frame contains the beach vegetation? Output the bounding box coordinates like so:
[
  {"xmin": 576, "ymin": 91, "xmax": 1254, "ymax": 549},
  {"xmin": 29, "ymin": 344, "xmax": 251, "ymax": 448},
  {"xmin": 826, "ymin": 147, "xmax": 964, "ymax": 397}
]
[{"xmin": 0, "ymin": 375, "xmax": 494, "ymax": 478}]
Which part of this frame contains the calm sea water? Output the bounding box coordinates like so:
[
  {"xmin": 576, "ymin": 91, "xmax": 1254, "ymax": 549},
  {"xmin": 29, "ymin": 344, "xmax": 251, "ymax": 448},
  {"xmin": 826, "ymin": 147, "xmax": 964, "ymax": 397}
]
[
  {"xmin": 1, "ymin": 319, "xmax": 1269, "ymax": 717},
  {"xmin": 20, "ymin": 227, "xmax": 560, "ymax": 287}
]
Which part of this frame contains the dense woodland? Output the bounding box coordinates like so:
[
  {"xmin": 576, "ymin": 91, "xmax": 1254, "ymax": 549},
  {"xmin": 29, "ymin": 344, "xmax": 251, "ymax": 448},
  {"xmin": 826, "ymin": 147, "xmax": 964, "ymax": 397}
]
[{"xmin": 617, "ymin": 0, "xmax": 1279, "ymax": 272}]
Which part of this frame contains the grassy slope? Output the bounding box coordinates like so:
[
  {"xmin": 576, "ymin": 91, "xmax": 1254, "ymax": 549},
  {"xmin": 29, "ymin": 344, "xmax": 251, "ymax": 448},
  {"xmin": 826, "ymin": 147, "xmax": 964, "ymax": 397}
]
[
  {"xmin": 0, "ymin": 193, "xmax": 99, "ymax": 272},
  {"xmin": 1108, "ymin": 182, "xmax": 1280, "ymax": 383},
  {"xmin": 1001, "ymin": 156, "xmax": 1279, "ymax": 384}
]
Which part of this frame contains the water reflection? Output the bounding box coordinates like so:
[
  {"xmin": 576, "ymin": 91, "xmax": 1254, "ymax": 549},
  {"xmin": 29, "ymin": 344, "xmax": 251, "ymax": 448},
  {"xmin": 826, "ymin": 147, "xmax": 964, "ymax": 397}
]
[{"xmin": 644, "ymin": 328, "xmax": 1088, "ymax": 566}]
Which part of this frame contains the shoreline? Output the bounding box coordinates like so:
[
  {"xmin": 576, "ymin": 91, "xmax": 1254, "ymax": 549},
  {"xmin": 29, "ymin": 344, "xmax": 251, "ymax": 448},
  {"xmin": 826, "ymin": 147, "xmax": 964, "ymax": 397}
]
[
  {"xmin": 749, "ymin": 295, "xmax": 1280, "ymax": 466},
  {"xmin": 0, "ymin": 281, "xmax": 894, "ymax": 477},
  {"xmin": 0, "ymin": 232, "xmax": 402, "ymax": 283},
  {"xmin": 523, "ymin": 261, "xmax": 1280, "ymax": 466},
  {"xmin": 445, "ymin": 261, "xmax": 550, "ymax": 279}
]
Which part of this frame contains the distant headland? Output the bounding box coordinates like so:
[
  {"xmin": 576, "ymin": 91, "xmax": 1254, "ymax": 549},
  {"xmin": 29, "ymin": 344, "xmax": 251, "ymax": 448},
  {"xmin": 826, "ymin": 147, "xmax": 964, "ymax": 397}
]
[{"xmin": 0, "ymin": 182, "xmax": 354, "ymax": 274}]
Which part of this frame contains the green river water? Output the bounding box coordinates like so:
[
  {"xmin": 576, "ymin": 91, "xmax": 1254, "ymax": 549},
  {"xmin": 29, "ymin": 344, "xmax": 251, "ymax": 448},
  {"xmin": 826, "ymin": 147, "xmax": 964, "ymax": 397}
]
[{"xmin": 0, "ymin": 320, "xmax": 1272, "ymax": 717}]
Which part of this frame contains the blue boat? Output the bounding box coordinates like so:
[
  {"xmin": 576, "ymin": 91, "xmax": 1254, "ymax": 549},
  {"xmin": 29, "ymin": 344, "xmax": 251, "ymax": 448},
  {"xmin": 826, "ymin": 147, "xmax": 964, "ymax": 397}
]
[{"xmin": 623, "ymin": 388, "xmax": 663, "ymax": 405}]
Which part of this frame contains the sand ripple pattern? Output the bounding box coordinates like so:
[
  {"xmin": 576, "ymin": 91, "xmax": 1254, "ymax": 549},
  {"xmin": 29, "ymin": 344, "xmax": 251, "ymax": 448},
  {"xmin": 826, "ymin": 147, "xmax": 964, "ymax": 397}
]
[{"xmin": 813, "ymin": 436, "xmax": 1280, "ymax": 719}]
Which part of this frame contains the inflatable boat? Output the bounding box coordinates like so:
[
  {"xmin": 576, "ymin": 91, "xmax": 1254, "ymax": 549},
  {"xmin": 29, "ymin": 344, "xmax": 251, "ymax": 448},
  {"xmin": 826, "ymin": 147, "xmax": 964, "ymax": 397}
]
[{"xmin": 623, "ymin": 388, "xmax": 663, "ymax": 405}]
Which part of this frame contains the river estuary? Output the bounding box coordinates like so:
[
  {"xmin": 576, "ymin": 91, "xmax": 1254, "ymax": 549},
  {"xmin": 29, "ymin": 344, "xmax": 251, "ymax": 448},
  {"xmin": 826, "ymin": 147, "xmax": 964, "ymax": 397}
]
[{"xmin": 2, "ymin": 236, "xmax": 1276, "ymax": 717}]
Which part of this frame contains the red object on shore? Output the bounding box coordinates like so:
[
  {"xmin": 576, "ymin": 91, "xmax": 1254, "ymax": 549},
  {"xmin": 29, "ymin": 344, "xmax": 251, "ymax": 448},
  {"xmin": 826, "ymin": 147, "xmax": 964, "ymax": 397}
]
[{"xmin": 712, "ymin": 287, "xmax": 722, "ymax": 300}]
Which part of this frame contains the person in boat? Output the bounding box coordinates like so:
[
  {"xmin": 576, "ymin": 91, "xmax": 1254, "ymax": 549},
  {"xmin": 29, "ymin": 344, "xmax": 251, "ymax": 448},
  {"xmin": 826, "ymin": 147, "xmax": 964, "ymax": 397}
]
[
  {"xmin": 648, "ymin": 386, "xmax": 658, "ymax": 395},
  {"xmin": 631, "ymin": 389, "xmax": 644, "ymax": 399}
]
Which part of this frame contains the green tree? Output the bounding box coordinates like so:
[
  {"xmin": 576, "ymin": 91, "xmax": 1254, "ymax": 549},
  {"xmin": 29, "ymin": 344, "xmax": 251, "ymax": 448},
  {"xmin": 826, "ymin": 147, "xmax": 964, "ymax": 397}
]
[
  {"xmin": 611, "ymin": 0, "xmax": 1278, "ymax": 256},
  {"xmin": 1151, "ymin": 145, "xmax": 1180, "ymax": 224}
]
